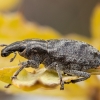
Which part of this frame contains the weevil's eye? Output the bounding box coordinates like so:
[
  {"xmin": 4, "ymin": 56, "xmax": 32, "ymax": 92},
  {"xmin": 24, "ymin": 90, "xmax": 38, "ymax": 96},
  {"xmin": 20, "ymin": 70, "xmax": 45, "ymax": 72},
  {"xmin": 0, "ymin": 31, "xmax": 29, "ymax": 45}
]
[
  {"xmin": 1, "ymin": 52, "xmax": 9, "ymax": 57},
  {"xmin": 19, "ymin": 46, "xmax": 26, "ymax": 52},
  {"xmin": 18, "ymin": 47, "xmax": 26, "ymax": 56},
  {"xmin": 19, "ymin": 49, "xmax": 24, "ymax": 52}
]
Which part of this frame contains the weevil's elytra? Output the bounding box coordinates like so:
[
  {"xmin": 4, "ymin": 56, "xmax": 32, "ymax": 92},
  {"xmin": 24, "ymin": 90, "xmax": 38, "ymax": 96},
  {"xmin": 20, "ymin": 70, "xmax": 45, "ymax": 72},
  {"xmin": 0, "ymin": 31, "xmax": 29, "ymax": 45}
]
[{"xmin": 1, "ymin": 39, "xmax": 100, "ymax": 90}]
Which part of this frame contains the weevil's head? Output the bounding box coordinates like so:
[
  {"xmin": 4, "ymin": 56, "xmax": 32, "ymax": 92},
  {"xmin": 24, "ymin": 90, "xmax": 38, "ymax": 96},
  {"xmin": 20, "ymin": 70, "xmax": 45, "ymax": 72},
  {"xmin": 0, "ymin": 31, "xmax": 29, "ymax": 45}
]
[
  {"xmin": 1, "ymin": 41, "xmax": 26, "ymax": 57},
  {"xmin": 1, "ymin": 50, "xmax": 9, "ymax": 57}
]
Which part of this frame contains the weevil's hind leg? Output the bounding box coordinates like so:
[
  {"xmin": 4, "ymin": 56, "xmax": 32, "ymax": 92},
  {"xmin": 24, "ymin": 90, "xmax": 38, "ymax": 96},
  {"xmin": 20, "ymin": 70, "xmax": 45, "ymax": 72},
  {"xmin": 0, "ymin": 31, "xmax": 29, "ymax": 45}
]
[
  {"xmin": 55, "ymin": 63, "xmax": 64, "ymax": 90},
  {"xmin": 0, "ymin": 44, "xmax": 7, "ymax": 47},
  {"xmin": 10, "ymin": 52, "xmax": 17, "ymax": 62},
  {"xmin": 64, "ymin": 70, "xmax": 91, "ymax": 84}
]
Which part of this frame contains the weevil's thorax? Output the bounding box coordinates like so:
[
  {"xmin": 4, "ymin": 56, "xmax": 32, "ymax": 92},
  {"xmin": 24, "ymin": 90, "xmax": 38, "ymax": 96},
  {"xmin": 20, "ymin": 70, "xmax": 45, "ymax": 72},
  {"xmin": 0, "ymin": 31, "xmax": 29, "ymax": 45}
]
[{"xmin": 19, "ymin": 39, "xmax": 48, "ymax": 64}]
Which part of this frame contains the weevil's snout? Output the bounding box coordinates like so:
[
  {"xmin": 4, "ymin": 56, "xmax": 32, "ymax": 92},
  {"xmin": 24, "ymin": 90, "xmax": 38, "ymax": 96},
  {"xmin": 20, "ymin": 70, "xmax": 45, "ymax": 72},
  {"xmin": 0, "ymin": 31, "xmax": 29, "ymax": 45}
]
[
  {"xmin": 0, "ymin": 44, "xmax": 14, "ymax": 57},
  {"xmin": 1, "ymin": 51, "xmax": 10, "ymax": 57},
  {"xmin": 0, "ymin": 41, "xmax": 25, "ymax": 57}
]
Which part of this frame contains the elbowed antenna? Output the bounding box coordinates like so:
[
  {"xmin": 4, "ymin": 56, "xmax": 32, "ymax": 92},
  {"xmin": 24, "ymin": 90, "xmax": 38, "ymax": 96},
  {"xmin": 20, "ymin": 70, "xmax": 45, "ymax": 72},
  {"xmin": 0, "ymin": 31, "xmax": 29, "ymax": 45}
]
[
  {"xmin": 0, "ymin": 44, "xmax": 8, "ymax": 47},
  {"xmin": 10, "ymin": 52, "xmax": 17, "ymax": 62}
]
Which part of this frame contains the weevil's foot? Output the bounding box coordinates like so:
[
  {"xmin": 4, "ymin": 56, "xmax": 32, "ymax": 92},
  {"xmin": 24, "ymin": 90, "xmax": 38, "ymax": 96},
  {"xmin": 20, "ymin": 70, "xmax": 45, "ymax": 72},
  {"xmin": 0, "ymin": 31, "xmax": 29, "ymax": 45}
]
[
  {"xmin": 10, "ymin": 58, "xmax": 14, "ymax": 62},
  {"xmin": 60, "ymin": 80, "xmax": 64, "ymax": 90},
  {"xmin": 60, "ymin": 83, "xmax": 64, "ymax": 90},
  {"xmin": 4, "ymin": 76, "xmax": 17, "ymax": 88},
  {"xmin": 70, "ymin": 80, "xmax": 76, "ymax": 83},
  {"xmin": 64, "ymin": 79, "xmax": 77, "ymax": 84},
  {"xmin": 60, "ymin": 86, "xmax": 64, "ymax": 90},
  {"xmin": 4, "ymin": 84, "xmax": 12, "ymax": 88}
]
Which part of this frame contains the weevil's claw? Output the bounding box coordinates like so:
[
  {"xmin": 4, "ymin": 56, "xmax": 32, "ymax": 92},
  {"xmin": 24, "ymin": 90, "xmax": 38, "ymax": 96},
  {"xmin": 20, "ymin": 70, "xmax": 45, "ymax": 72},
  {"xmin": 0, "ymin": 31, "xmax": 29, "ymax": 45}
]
[
  {"xmin": 60, "ymin": 84, "xmax": 64, "ymax": 90},
  {"xmin": 4, "ymin": 84, "xmax": 12, "ymax": 88}
]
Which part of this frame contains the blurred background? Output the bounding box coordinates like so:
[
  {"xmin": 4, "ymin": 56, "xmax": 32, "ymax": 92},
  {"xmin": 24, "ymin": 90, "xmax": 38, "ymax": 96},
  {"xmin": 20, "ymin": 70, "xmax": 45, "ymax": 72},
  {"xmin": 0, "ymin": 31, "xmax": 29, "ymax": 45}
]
[
  {"xmin": 20, "ymin": 0, "xmax": 98, "ymax": 37},
  {"xmin": 0, "ymin": 0, "xmax": 100, "ymax": 100}
]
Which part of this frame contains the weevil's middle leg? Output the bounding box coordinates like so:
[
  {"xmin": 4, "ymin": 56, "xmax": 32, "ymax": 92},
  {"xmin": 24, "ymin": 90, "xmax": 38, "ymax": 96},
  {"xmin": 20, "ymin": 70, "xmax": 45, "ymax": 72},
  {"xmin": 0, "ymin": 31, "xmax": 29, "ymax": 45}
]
[
  {"xmin": 55, "ymin": 64, "xmax": 64, "ymax": 90},
  {"xmin": 47, "ymin": 62, "xmax": 64, "ymax": 90}
]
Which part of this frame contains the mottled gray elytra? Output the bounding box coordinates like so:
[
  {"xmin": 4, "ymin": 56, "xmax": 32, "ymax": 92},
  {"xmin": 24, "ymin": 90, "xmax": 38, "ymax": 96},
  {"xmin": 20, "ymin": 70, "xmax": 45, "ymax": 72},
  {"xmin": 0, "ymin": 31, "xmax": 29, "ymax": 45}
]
[{"xmin": 1, "ymin": 39, "xmax": 100, "ymax": 90}]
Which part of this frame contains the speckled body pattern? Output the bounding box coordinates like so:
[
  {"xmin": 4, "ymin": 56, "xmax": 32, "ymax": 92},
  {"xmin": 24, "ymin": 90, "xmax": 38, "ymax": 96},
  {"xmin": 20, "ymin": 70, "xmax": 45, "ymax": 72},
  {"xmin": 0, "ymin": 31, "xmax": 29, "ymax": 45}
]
[{"xmin": 1, "ymin": 39, "xmax": 100, "ymax": 90}]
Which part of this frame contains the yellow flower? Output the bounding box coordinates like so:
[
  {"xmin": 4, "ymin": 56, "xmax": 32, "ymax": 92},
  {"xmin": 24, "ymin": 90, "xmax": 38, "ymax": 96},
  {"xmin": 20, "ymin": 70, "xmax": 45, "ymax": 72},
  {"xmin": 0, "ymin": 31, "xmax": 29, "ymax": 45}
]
[
  {"xmin": 0, "ymin": 65, "xmax": 78, "ymax": 91},
  {"xmin": 1, "ymin": 3, "xmax": 100, "ymax": 100}
]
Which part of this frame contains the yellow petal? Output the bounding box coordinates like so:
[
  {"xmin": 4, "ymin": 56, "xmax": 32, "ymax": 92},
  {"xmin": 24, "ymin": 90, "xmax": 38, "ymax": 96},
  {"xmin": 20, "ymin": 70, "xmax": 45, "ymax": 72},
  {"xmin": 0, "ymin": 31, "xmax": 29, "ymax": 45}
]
[
  {"xmin": 12, "ymin": 67, "xmax": 78, "ymax": 91},
  {"xmin": 12, "ymin": 68, "xmax": 45, "ymax": 91},
  {"xmin": 0, "ymin": 63, "xmax": 78, "ymax": 91}
]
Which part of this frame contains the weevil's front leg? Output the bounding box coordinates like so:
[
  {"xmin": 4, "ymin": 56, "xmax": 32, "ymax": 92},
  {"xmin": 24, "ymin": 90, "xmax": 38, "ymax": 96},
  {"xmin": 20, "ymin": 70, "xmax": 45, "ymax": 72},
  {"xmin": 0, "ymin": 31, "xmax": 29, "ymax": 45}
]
[
  {"xmin": 12, "ymin": 60, "xmax": 39, "ymax": 80},
  {"xmin": 47, "ymin": 62, "xmax": 64, "ymax": 90},
  {"xmin": 64, "ymin": 70, "xmax": 91, "ymax": 84},
  {"xmin": 5, "ymin": 60, "xmax": 39, "ymax": 88}
]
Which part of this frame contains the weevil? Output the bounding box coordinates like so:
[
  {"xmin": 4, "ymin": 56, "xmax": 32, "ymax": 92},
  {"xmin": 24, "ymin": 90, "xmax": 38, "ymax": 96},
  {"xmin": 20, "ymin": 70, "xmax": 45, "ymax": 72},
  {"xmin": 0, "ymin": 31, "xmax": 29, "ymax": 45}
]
[{"xmin": 1, "ymin": 39, "xmax": 100, "ymax": 90}]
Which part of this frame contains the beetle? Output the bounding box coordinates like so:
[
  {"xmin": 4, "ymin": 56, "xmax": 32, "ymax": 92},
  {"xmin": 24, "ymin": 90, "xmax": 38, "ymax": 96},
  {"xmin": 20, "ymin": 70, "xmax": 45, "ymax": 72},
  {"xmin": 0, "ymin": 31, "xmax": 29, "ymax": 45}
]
[{"xmin": 1, "ymin": 39, "xmax": 100, "ymax": 90}]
